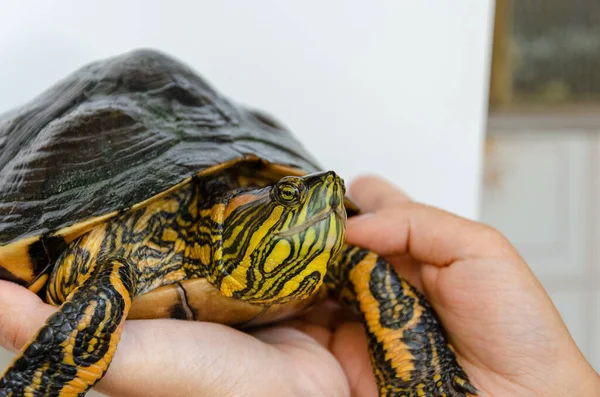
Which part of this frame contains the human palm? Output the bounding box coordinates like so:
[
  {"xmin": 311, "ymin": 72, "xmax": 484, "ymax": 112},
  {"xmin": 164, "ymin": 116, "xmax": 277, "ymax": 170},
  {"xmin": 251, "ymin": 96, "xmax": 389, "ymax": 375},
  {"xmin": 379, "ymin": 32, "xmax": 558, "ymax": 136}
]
[{"xmin": 1, "ymin": 176, "xmax": 598, "ymax": 397}]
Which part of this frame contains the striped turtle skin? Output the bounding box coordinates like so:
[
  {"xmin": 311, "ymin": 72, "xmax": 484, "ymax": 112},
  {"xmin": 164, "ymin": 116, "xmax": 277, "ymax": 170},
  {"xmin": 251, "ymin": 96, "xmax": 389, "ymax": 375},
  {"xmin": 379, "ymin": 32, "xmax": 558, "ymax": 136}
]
[{"xmin": 0, "ymin": 50, "xmax": 478, "ymax": 396}]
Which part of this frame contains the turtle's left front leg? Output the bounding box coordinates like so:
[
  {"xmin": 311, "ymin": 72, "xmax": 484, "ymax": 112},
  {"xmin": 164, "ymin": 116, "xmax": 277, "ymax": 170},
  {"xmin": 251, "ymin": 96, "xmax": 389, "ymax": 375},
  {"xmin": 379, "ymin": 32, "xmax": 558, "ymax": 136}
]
[
  {"xmin": 0, "ymin": 257, "xmax": 135, "ymax": 397},
  {"xmin": 326, "ymin": 245, "xmax": 478, "ymax": 397}
]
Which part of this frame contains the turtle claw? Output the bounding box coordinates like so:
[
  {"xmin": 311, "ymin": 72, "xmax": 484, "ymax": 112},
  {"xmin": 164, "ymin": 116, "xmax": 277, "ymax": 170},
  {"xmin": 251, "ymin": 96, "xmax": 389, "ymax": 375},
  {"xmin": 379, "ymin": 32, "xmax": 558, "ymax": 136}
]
[
  {"xmin": 377, "ymin": 372, "xmax": 479, "ymax": 397},
  {"xmin": 0, "ymin": 258, "xmax": 135, "ymax": 397},
  {"xmin": 452, "ymin": 375, "xmax": 479, "ymax": 396},
  {"xmin": 325, "ymin": 247, "xmax": 479, "ymax": 397}
]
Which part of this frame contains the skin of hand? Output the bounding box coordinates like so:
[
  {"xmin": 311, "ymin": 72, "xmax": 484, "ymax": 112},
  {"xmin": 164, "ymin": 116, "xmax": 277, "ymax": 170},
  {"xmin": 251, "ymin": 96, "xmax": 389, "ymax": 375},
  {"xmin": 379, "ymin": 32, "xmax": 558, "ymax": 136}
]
[{"xmin": 0, "ymin": 175, "xmax": 598, "ymax": 397}]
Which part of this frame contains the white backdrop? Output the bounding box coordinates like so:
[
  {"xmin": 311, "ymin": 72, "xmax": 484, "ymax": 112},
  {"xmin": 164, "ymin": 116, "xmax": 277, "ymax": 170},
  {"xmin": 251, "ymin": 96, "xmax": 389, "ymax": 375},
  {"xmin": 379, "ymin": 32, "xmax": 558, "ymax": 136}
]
[
  {"xmin": 0, "ymin": 0, "xmax": 494, "ymax": 219},
  {"xmin": 0, "ymin": 2, "xmax": 494, "ymax": 391}
]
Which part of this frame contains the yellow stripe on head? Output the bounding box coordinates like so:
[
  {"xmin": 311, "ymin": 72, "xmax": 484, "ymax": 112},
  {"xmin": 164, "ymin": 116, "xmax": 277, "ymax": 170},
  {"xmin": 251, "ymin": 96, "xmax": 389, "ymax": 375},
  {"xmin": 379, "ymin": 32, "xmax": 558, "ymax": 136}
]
[{"xmin": 210, "ymin": 171, "xmax": 347, "ymax": 304}]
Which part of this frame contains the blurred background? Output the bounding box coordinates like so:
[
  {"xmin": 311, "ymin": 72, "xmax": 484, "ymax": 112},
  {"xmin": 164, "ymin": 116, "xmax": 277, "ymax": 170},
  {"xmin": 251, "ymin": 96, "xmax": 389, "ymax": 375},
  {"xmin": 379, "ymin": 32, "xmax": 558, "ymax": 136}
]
[
  {"xmin": 0, "ymin": 1, "xmax": 597, "ymax": 395},
  {"xmin": 481, "ymin": 0, "xmax": 600, "ymax": 372}
]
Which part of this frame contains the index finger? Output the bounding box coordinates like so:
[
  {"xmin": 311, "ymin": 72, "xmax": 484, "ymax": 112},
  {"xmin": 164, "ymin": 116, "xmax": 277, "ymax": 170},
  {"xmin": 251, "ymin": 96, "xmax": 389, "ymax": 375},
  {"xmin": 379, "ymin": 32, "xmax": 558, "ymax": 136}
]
[
  {"xmin": 348, "ymin": 174, "xmax": 412, "ymax": 212},
  {"xmin": 346, "ymin": 178, "xmax": 520, "ymax": 267}
]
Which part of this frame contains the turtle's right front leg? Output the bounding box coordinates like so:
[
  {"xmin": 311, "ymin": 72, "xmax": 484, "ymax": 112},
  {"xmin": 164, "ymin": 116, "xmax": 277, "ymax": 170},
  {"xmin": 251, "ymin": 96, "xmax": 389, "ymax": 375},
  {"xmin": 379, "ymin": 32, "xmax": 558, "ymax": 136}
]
[
  {"xmin": 326, "ymin": 246, "xmax": 478, "ymax": 397},
  {"xmin": 0, "ymin": 258, "xmax": 135, "ymax": 397}
]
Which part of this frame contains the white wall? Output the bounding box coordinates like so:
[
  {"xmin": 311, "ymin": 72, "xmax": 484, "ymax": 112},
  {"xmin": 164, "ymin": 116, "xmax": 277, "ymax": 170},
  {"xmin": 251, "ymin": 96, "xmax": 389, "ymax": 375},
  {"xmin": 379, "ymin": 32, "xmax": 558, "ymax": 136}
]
[
  {"xmin": 0, "ymin": 0, "xmax": 495, "ymax": 385},
  {"xmin": 0, "ymin": 0, "xmax": 494, "ymax": 219}
]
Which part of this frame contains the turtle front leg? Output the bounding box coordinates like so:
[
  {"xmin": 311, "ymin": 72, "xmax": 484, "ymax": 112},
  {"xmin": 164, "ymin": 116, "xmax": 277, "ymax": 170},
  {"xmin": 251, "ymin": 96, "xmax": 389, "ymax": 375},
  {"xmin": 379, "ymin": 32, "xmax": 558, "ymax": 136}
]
[
  {"xmin": 326, "ymin": 245, "xmax": 478, "ymax": 397},
  {"xmin": 0, "ymin": 258, "xmax": 135, "ymax": 397}
]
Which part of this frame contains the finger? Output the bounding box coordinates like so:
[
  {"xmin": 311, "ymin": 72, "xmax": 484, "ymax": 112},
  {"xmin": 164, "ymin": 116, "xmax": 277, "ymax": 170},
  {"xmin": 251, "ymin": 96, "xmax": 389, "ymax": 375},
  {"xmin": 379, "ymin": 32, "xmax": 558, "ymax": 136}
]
[
  {"xmin": 346, "ymin": 202, "xmax": 520, "ymax": 267},
  {"xmin": 98, "ymin": 321, "xmax": 277, "ymax": 397},
  {"xmin": 279, "ymin": 299, "xmax": 360, "ymax": 348},
  {"xmin": 250, "ymin": 323, "xmax": 350, "ymax": 397},
  {"xmin": 270, "ymin": 319, "xmax": 333, "ymax": 348},
  {"xmin": 348, "ymin": 175, "xmax": 411, "ymax": 212},
  {"xmin": 0, "ymin": 281, "xmax": 57, "ymax": 353},
  {"xmin": 330, "ymin": 322, "xmax": 377, "ymax": 397},
  {"xmin": 384, "ymin": 253, "xmax": 424, "ymax": 292},
  {"xmin": 0, "ymin": 288, "xmax": 345, "ymax": 397},
  {"xmin": 297, "ymin": 299, "xmax": 359, "ymax": 330},
  {"xmin": 102, "ymin": 320, "xmax": 348, "ymax": 397}
]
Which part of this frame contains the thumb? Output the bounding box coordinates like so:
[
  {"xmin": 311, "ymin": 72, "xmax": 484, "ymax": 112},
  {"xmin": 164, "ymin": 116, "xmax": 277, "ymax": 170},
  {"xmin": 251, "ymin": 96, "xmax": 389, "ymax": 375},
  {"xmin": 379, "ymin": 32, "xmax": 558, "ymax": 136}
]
[{"xmin": 0, "ymin": 281, "xmax": 57, "ymax": 353}]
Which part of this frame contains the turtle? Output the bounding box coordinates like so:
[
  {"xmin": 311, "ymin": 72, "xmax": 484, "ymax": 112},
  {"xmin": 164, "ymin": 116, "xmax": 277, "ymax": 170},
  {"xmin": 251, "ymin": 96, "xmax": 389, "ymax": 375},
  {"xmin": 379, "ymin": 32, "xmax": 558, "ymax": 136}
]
[{"xmin": 0, "ymin": 49, "xmax": 478, "ymax": 397}]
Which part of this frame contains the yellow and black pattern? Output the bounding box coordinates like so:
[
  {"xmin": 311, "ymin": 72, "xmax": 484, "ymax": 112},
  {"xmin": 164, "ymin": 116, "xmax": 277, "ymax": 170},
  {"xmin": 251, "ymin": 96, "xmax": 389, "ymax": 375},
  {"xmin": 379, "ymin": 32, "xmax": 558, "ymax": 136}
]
[
  {"xmin": 326, "ymin": 246, "xmax": 479, "ymax": 397},
  {"xmin": 2, "ymin": 179, "xmax": 207, "ymax": 396},
  {"xmin": 46, "ymin": 180, "xmax": 202, "ymax": 304},
  {"xmin": 0, "ymin": 258, "xmax": 135, "ymax": 397},
  {"xmin": 201, "ymin": 172, "xmax": 346, "ymax": 304},
  {"xmin": 0, "ymin": 164, "xmax": 477, "ymax": 397},
  {"xmin": 0, "ymin": 169, "xmax": 348, "ymax": 396},
  {"xmin": 0, "ymin": 49, "xmax": 479, "ymax": 397}
]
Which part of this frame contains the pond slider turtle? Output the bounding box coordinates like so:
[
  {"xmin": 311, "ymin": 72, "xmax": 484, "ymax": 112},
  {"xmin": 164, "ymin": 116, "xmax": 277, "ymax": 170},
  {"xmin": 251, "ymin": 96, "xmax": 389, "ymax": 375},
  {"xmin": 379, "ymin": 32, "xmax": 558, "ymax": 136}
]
[{"xmin": 0, "ymin": 49, "xmax": 478, "ymax": 396}]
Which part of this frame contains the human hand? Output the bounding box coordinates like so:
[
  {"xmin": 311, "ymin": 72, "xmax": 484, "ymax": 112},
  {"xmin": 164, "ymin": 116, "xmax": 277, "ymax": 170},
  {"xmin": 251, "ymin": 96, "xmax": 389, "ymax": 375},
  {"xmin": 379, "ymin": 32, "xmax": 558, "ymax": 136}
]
[
  {"xmin": 0, "ymin": 278, "xmax": 360, "ymax": 397},
  {"xmin": 1, "ymin": 175, "xmax": 599, "ymax": 397},
  {"xmin": 343, "ymin": 175, "xmax": 600, "ymax": 396}
]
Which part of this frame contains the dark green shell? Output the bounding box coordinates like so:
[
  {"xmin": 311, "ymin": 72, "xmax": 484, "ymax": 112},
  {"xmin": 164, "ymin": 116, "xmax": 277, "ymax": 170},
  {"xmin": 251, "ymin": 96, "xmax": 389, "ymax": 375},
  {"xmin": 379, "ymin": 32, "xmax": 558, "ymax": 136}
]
[{"xmin": 0, "ymin": 49, "xmax": 321, "ymax": 246}]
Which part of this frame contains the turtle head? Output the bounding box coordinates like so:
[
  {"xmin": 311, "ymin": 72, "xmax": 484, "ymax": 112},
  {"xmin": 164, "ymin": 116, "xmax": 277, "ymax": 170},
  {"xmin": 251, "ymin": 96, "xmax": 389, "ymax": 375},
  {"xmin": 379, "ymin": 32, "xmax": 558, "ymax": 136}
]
[{"xmin": 212, "ymin": 171, "xmax": 347, "ymax": 304}]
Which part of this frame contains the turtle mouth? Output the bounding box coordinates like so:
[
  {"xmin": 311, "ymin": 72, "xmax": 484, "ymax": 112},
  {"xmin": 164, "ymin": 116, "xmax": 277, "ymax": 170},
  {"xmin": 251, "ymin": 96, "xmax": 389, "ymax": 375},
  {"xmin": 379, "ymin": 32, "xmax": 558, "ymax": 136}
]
[{"xmin": 276, "ymin": 208, "xmax": 344, "ymax": 238}]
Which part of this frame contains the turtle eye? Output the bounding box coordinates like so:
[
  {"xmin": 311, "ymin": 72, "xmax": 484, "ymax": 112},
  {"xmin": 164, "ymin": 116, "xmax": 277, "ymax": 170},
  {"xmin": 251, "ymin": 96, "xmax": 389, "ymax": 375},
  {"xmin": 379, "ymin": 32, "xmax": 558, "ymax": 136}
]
[{"xmin": 274, "ymin": 182, "xmax": 303, "ymax": 206}]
